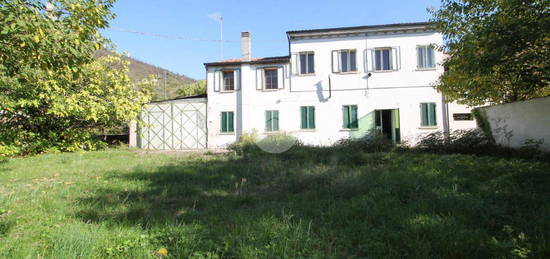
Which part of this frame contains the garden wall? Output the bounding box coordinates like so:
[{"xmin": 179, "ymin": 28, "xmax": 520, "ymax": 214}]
[{"xmin": 475, "ymin": 96, "xmax": 550, "ymax": 151}]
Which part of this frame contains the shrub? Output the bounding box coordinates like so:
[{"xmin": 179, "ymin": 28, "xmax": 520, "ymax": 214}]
[
  {"xmin": 0, "ymin": 144, "xmax": 19, "ymax": 158},
  {"xmin": 334, "ymin": 131, "xmax": 395, "ymax": 153},
  {"xmin": 228, "ymin": 131, "xmax": 260, "ymax": 157},
  {"xmin": 413, "ymin": 129, "xmax": 550, "ymax": 161},
  {"xmin": 229, "ymin": 131, "xmax": 301, "ymax": 158}
]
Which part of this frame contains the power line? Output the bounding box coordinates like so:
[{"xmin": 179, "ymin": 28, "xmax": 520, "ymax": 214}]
[{"xmin": 108, "ymin": 27, "xmax": 286, "ymax": 43}]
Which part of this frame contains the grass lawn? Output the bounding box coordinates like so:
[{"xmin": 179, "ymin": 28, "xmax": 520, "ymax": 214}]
[{"xmin": 0, "ymin": 147, "xmax": 549, "ymax": 258}]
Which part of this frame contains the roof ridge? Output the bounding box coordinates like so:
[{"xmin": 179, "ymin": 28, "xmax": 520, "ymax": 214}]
[{"xmin": 287, "ymin": 21, "xmax": 434, "ymax": 34}]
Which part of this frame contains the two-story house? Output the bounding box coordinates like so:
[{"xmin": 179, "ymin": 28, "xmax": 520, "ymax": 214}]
[{"xmin": 204, "ymin": 22, "xmax": 476, "ymax": 148}]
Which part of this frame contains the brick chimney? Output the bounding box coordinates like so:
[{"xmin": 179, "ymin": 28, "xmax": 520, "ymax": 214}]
[{"xmin": 241, "ymin": 32, "xmax": 251, "ymax": 61}]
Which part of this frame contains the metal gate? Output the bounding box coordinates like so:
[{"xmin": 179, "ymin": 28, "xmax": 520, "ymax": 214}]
[{"xmin": 138, "ymin": 98, "xmax": 207, "ymax": 150}]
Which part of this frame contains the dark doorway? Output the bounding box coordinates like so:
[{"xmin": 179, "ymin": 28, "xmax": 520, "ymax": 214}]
[{"xmin": 375, "ymin": 109, "xmax": 401, "ymax": 143}]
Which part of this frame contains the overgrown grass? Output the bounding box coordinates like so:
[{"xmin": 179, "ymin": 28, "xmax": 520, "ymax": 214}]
[{"xmin": 0, "ymin": 147, "xmax": 549, "ymax": 258}]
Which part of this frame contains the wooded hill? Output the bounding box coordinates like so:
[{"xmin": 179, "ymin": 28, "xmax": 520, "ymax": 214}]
[{"xmin": 96, "ymin": 50, "xmax": 196, "ymax": 101}]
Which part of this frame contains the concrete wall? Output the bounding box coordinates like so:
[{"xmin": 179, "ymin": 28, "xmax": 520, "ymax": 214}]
[
  {"xmin": 477, "ymin": 96, "xmax": 550, "ymax": 151},
  {"xmin": 206, "ymin": 31, "xmax": 477, "ymax": 148}
]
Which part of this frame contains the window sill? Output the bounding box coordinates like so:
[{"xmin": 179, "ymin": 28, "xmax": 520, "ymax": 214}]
[
  {"xmin": 264, "ymin": 131, "xmax": 280, "ymax": 134},
  {"xmin": 298, "ymin": 129, "xmax": 316, "ymax": 132},
  {"xmin": 218, "ymin": 132, "xmax": 235, "ymax": 135},
  {"xmin": 340, "ymin": 128, "xmax": 359, "ymax": 132},
  {"xmin": 334, "ymin": 71, "xmax": 360, "ymax": 75},
  {"xmin": 415, "ymin": 68, "xmax": 436, "ymax": 71},
  {"xmin": 295, "ymin": 73, "xmax": 316, "ymax": 77},
  {"xmin": 219, "ymin": 90, "xmax": 237, "ymax": 93},
  {"xmin": 371, "ymin": 70, "xmax": 397, "ymax": 73},
  {"xmin": 260, "ymin": 88, "xmax": 280, "ymax": 92},
  {"xmin": 418, "ymin": 126, "xmax": 438, "ymax": 130}
]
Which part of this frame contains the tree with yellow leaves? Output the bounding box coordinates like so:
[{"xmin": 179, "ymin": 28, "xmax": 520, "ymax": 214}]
[{"xmin": 0, "ymin": 0, "xmax": 152, "ymax": 155}]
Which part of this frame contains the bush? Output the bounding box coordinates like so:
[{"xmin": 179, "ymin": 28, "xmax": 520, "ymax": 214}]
[
  {"xmin": 0, "ymin": 144, "xmax": 19, "ymax": 158},
  {"xmin": 413, "ymin": 129, "xmax": 550, "ymax": 161},
  {"xmin": 416, "ymin": 129, "xmax": 490, "ymax": 153},
  {"xmin": 334, "ymin": 131, "xmax": 395, "ymax": 153},
  {"xmin": 228, "ymin": 131, "xmax": 260, "ymax": 157},
  {"xmin": 229, "ymin": 131, "xmax": 302, "ymax": 158}
]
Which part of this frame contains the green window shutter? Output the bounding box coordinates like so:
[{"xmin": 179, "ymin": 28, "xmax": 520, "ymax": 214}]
[
  {"xmin": 265, "ymin": 111, "xmax": 271, "ymax": 131},
  {"xmin": 300, "ymin": 107, "xmax": 307, "ymax": 129},
  {"xmin": 308, "ymin": 106, "xmax": 315, "ymax": 129},
  {"xmin": 343, "ymin": 106, "xmax": 350, "ymax": 128},
  {"xmin": 221, "ymin": 112, "xmax": 227, "ymax": 132},
  {"xmin": 420, "ymin": 103, "xmax": 436, "ymax": 126},
  {"xmin": 350, "ymin": 105, "xmax": 358, "ymax": 128},
  {"xmin": 273, "ymin": 111, "xmax": 279, "ymax": 131},
  {"xmin": 228, "ymin": 112, "xmax": 234, "ymax": 132},
  {"xmin": 420, "ymin": 103, "xmax": 428, "ymax": 126},
  {"xmin": 429, "ymin": 103, "xmax": 437, "ymax": 126}
]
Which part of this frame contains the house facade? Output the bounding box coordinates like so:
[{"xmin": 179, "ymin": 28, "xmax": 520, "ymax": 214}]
[{"xmin": 204, "ymin": 22, "xmax": 476, "ymax": 148}]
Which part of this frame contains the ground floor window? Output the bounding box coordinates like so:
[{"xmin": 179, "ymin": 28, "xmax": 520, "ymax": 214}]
[
  {"xmin": 221, "ymin": 111, "xmax": 234, "ymax": 133},
  {"xmin": 342, "ymin": 105, "xmax": 358, "ymax": 129},
  {"xmin": 300, "ymin": 106, "xmax": 315, "ymax": 129},
  {"xmin": 265, "ymin": 110, "xmax": 279, "ymax": 132},
  {"xmin": 420, "ymin": 103, "xmax": 437, "ymax": 126}
]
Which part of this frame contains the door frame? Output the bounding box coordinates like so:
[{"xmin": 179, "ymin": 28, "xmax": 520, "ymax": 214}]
[{"xmin": 374, "ymin": 109, "xmax": 401, "ymax": 144}]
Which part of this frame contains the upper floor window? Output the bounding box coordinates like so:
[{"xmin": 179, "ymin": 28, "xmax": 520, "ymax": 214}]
[
  {"xmin": 264, "ymin": 68, "xmax": 278, "ymax": 90},
  {"xmin": 222, "ymin": 71, "xmax": 235, "ymax": 91},
  {"xmin": 417, "ymin": 45, "xmax": 435, "ymax": 69},
  {"xmin": 299, "ymin": 52, "xmax": 315, "ymax": 75},
  {"xmin": 374, "ymin": 48, "xmax": 393, "ymax": 71},
  {"xmin": 332, "ymin": 49, "xmax": 357, "ymax": 73}
]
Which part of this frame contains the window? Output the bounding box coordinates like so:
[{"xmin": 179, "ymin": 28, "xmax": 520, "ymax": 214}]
[
  {"xmin": 299, "ymin": 52, "xmax": 315, "ymax": 74},
  {"xmin": 374, "ymin": 48, "xmax": 392, "ymax": 71},
  {"xmin": 265, "ymin": 110, "xmax": 279, "ymax": 132},
  {"xmin": 335, "ymin": 49, "xmax": 357, "ymax": 73},
  {"xmin": 300, "ymin": 106, "xmax": 315, "ymax": 129},
  {"xmin": 420, "ymin": 103, "xmax": 437, "ymax": 126},
  {"xmin": 220, "ymin": 111, "xmax": 234, "ymax": 133},
  {"xmin": 417, "ymin": 45, "xmax": 435, "ymax": 69},
  {"xmin": 453, "ymin": 113, "xmax": 473, "ymax": 121},
  {"xmin": 264, "ymin": 69, "xmax": 278, "ymax": 90},
  {"xmin": 222, "ymin": 71, "xmax": 234, "ymax": 91},
  {"xmin": 342, "ymin": 105, "xmax": 358, "ymax": 129}
]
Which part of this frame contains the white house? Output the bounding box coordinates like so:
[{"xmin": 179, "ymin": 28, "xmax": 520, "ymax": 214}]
[{"xmin": 204, "ymin": 22, "xmax": 476, "ymax": 148}]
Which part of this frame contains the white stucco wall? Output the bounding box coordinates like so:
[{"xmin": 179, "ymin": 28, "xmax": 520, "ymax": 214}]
[
  {"xmin": 206, "ymin": 30, "xmax": 476, "ymax": 148},
  {"xmin": 478, "ymin": 97, "xmax": 550, "ymax": 151}
]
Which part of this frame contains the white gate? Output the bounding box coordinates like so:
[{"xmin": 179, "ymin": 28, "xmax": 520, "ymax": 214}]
[{"xmin": 138, "ymin": 98, "xmax": 207, "ymax": 150}]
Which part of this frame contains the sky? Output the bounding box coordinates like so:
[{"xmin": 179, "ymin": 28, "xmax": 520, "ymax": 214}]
[{"xmin": 101, "ymin": 0, "xmax": 441, "ymax": 80}]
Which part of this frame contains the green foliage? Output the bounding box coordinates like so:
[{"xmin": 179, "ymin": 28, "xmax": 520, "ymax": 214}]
[
  {"xmin": 413, "ymin": 129, "xmax": 550, "ymax": 161},
  {"xmin": 472, "ymin": 108, "xmax": 495, "ymax": 142},
  {"xmin": 431, "ymin": 0, "xmax": 550, "ymax": 105},
  {"xmin": 334, "ymin": 131, "xmax": 395, "ymax": 153},
  {"xmin": 177, "ymin": 80, "xmax": 206, "ymax": 97},
  {"xmin": 228, "ymin": 131, "xmax": 260, "ymax": 156},
  {"xmin": 0, "ymin": 149, "xmax": 549, "ymax": 257},
  {"xmin": 0, "ymin": 1, "xmax": 152, "ymax": 155}
]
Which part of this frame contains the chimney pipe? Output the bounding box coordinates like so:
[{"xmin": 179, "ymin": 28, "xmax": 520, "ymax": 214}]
[{"xmin": 241, "ymin": 32, "xmax": 251, "ymax": 61}]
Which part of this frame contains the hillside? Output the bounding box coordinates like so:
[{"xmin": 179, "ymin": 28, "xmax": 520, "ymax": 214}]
[{"xmin": 96, "ymin": 50, "xmax": 196, "ymax": 101}]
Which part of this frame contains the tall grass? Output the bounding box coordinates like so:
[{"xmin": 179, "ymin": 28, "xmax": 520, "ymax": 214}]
[{"xmin": 0, "ymin": 146, "xmax": 549, "ymax": 258}]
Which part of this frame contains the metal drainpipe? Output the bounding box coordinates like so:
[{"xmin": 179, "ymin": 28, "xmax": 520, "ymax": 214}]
[{"xmin": 441, "ymin": 93, "xmax": 450, "ymax": 139}]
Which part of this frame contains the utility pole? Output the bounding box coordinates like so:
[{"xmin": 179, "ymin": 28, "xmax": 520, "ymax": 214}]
[
  {"xmin": 163, "ymin": 70, "xmax": 167, "ymax": 100},
  {"xmin": 208, "ymin": 13, "xmax": 224, "ymax": 60},
  {"xmin": 220, "ymin": 16, "xmax": 224, "ymax": 60}
]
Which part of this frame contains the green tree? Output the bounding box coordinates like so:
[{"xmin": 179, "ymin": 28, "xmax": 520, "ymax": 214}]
[
  {"xmin": 0, "ymin": 0, "xmax": 151, "ymax": 155},
  {"xmin": 177, "ymin": 80, "xmax": 206, "ymax": 97},
  {"xmin": 431, "ymin": 0, "xmax": 550, "ymax": 106}
]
